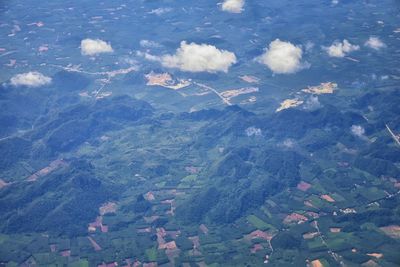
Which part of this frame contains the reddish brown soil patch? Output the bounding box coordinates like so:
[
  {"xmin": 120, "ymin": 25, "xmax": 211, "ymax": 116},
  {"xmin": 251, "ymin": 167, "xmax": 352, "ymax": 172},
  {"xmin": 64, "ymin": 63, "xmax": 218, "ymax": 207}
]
[
  {"xmin": 304, "ymin": 200, "xmax": 316, "ymax": 208},
  {"xmin": 144, "ymin": 191, "xmax": 155, "ymax": 201},
  {"xmin": 297, "ymin": 181, "xmax": 312, "ymax": 192},
  {"xmin": 101, "ymin": 225, "xmax": 109, "ymax": 233},
  {"xmin": 60, "ymin": 250, "xmax": 71, "ymax": 257},
  {"xmin": 239, "ymin": 75, "xmax": 260, "ymax": 83},
  {"xmin": 321, "ymin": 194, "xmax": 335, "ymax": 203},
  {"xmin": 310, "ymin": 259, "xmax": 323, "ymax": 267},
  {"xmin": 283, "ymin": 213, "xmax": 308, "ymax": 224},
  {"xmin": 246, "ymin": 230, "xmax": 274, "ymax": 241},
  {"xmin": 380, "ymin": 225, "xmax": 400, "ymax": 239},
  {"xmin": 250, "ymin": 243, "xmax": 263, "ymax": 254},
  {"xmin": 145, "ymin": 72, "xmax": 190, "ymax": 90},
  {"xmin": 156, "ymin": 228, "xmax": 178, "ymax": 247},
  {"xmin": 367, "ymin": 253, "xmax": 383, "ymax": 259},
  {"xmin": 156, "ymin": 227, "xmax": 180, "ymax": 265},
  {"xmin": 88, "ymin": 236, "xmax": 102, "ymax": 251},
  {"xmin": 27, "ymin": 159, "xmax": 67, "ymax": 182},
  {"xmin": 199, "ymin": 224, "xmax": 209, "ymax": 235},
  {"xmin": 99, "ymin": 202, "xmax": 117, "ymax": 215},
  {"xmin": 302, "ymin": 82, "xmax": 337, "ymax": 95}
]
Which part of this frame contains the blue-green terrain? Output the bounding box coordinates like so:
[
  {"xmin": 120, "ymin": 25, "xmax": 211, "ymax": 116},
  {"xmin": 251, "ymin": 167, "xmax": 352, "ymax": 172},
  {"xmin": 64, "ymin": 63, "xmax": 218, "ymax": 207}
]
[{"xmin": 0, "ymin": 0, "xmax": 400, "ymax": 266}]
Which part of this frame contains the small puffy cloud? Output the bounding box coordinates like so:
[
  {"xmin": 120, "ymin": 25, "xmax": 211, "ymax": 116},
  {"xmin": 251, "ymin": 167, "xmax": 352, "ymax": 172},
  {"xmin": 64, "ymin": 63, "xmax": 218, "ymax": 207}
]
[
  {"xmin": 365, "ymin": 37, "xmax": 386, "ymax": 50},
  {"xmin": 160, "ymin": 41, "xmax": 237, "ymax": 73},
  {"xmin": 140, "ymin": 40, "xmax": 161, "ymax": 48},
  {"xmin": 303, "ymin": 96, "xmax": 322, "ymax": 111},
  {"xmin": 221, "ymin": 0, "xmax": 245, "ymax": 13},
  {"xmin": 282, "ymin": 139, "xmax": 295, "ymax": 149},
  {"xmin": 137, "ymin": 51, "xmax": 160, "ymax": 62},
  {"xmin": 325, "ymin": 39, "xmax": 359, "ymax": 58},
  {"xmin": 81, "ymin": 38, "xmax": 113, "ymax": 56},
  {"xmin": 305, "ymin": 41, "xmax": 315, "ymax": 52},
  {"xmin": 245, "ymin": 127, "xmax": 262, "ymax": 137},
  {"xmin": 148, "ymin": 8, "xmax": 172, "ymax": 15},
  {"xmin": 119, "ymin": 56, "xmax": 139, "ymax": 66},
  {"xmin": 351, "ymin": 125, "xmax": 365, "ymax": 138},
  {"xmin": 10, "ymin": 72, "xmax": 52, "ymax": 87},
  {"xmin": 257, "ymin": 39, "xmax": 307, "ymax": 74}
]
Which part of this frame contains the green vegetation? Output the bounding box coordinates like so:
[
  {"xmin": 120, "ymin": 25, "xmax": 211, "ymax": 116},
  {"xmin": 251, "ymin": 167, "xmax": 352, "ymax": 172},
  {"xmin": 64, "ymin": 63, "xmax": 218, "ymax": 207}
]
[
  {"xmin": 247, "ymin": 215, "xmax": 273, "ymax": 231},
  {"xmin": 145, "ymin": 247, "xmax": 157, "ymax": 262},
  {"xmin": 0, "ymin": 88, "xmax": 399, "ymax": 266}
]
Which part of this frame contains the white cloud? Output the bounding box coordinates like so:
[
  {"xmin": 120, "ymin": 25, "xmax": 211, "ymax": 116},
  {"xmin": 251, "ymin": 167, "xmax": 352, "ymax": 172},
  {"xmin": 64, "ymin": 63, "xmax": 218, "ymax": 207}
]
[
  {"xmin": 245, "ymin": 127, "xmax": 262, "ymax": 137},
  {"xmin": 136, "ymin": 51, "xmax": 161, "ymax": 62},
  {"xmin": 10, "ymin": 72, "xmax": 52, "ymax": 87},
  {"xmin": 140, "ymin": 40, "xmax": 161, "ymax": 48},
  {"xmin": 303, "ymin": 96, "xmax": 322, "ymax": 111},
  {"xmin": 221, "ymin": 0, "xmax": 245, "ymax": 13},
  {"xmin": 351, "ymin": 125, "xmax": 365, "ymax": 138},
  {"xmin": 325, "ymin": 39, "xmax": 359, "ymax": 58},
  {"xmin": 257, "ymin": 39, "xmax": 307, "ymax": 74},
  {"xmin": 144, "ymin": 53, "xmax": 160, "ymax": 62},
  {"xmin": 119, "ymin": 56, "xmax": 139, "ymax": 66},
  {"xmin": 305, "ymin": 41, "xmax": 315, "ymax": 52},
  {"xmin": 282, "ymin": 139, "xmax": 295, "ymax": 149},
  {"xmin": 148, "ymin": 8, "xmax": 172, "ymax": 15},
  {"xmin": 365, "ymin": 37, "xmax": 386, "ymax": 50},
  {"xmin": 160, "ymin": 41, "xmax": 237, "ymax": 73},
  {"xmin": 81, "ymin": 38, "xmax": 113, "ymax": 56}
]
